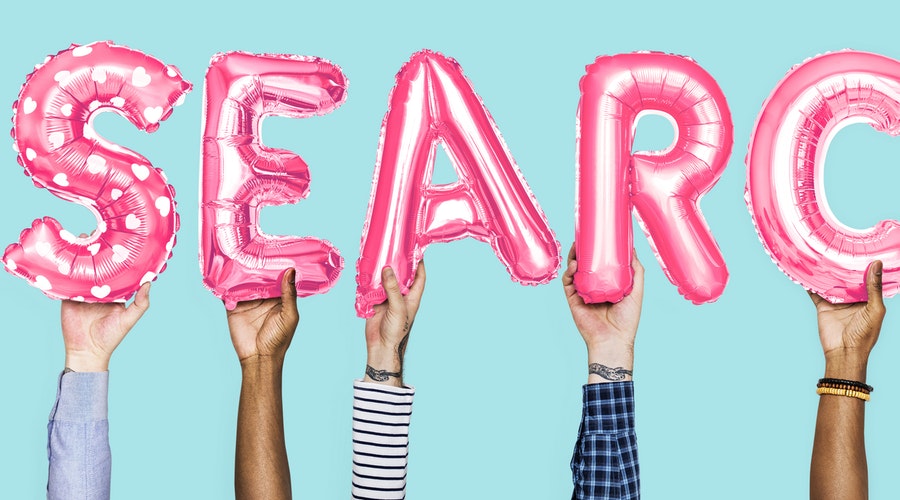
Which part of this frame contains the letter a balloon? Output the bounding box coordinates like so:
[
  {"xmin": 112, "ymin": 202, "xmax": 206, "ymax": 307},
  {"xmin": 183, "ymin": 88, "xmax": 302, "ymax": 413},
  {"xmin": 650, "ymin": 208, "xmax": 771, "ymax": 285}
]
[{"xmin": 356, "ymin": 50, "xmax": 560, "ymax": 318}]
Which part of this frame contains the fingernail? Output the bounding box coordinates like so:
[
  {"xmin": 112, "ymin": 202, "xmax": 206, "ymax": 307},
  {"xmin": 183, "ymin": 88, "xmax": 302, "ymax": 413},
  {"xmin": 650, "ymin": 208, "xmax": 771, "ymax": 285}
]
[{"xmin": 383, "ymin": 267, "xmax": 394, "ymax": 278}]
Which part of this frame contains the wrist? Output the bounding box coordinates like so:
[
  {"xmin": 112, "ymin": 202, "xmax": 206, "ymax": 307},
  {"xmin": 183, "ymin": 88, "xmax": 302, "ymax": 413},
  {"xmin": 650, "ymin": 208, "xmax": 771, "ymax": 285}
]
[
  {"xmin": 587, "ymin": 362, "xmax": 633, "ymax": 384},
  {"xmin": 64, "ymin": 351, "xmax": 110, "ymax": 372},
  {"xmin": 240, "ymin": 354, "xmax": 285, "ymax": 374},
  {"xmin": 366, "ymin": 346, "xmax": 403, "ymax": 372},
  {"xmin": 824, "ymin": 349, "xmax": 869, "ymax": 382},
  {"xmin": 365, "ymin": 341, "xmax": 404, "ymax": 386},
  {"xmin": 586, "ymin": 345, "xmax": 634, "ymax": 370},
  {"xmin": 586, "ymin": 344, "xmax": 634, "ymax": 384}
]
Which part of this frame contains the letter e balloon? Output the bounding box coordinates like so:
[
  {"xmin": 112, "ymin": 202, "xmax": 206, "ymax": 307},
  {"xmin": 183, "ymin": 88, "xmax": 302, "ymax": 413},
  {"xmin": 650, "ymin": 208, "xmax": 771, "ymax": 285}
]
[{"xmin": 199, "ymin": 52, "xmax": 346, "ymax": 309}]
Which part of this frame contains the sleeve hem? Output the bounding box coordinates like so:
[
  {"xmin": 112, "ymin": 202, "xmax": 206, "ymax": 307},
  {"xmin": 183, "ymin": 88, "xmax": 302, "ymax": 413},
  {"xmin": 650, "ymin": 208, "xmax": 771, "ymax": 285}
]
[{"xmin": 50, "ymin": 371, "xmax": 109, "ymax": 422}]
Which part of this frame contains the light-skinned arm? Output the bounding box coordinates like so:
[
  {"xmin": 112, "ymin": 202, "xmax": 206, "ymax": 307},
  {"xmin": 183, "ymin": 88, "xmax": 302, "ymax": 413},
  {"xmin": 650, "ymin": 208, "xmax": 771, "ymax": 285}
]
[
  {"xmin": 363, "ymin": 265, "xmax": 426, "ymax": 387},
  {"xmin": 563, "ymin": 244, "xmax": 642, "ymax": 500},
  {"xmin": 562, "ymin": 244, "xmax": 643, "ymax": 384},
  {"xmin": 49, "ymin": 282, "xmax": 151, "ymax": 500},
  {"xmin": 352, "ymin": 264, "xmax": 425, "ymax": 500},
  {"xmin": 810, "ymin": 261, "xmax": 886, "ymax": 500},
  {"xmin": 228, "ymin": 269, "xmax": 299, "ymax": 500}
]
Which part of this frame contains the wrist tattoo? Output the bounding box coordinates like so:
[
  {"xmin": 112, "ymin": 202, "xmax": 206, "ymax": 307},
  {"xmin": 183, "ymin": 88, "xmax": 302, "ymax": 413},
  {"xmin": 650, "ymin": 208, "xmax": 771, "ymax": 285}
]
[
  {"xmin": 366, "ymin": 365, "xmax": 402, "ymax": 382},
  {"xmin": 589, "ymin": 363, "xmax": 633, "ymax": 381}
]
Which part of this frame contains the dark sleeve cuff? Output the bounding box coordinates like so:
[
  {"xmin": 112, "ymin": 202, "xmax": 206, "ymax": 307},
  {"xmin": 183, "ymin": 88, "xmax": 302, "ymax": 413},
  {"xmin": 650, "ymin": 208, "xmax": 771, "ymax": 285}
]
[{"xmin": 581, "ymin": 381, "xmax": 635, "ymax": 433}]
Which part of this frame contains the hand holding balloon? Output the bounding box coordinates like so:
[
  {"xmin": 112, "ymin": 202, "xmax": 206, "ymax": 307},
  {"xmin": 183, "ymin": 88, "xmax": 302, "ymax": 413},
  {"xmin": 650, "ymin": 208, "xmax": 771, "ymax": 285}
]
[
  {"xmin": 226, "ymin": 269, "xmax": 299, "ymax": 365},
  {"xmin": 61, "ymin": 282, "xmax": 151, "ymax": 372},
  {"xmin": 364, "ymin": 263, "xmax": 426, "ymax": 387},
  {"xmin": 563, "ymin": 243, "xmax": 643, "ymax": 383},
  {"xmin": 809, "ymin": 261, "xmax": 886, "ymax": 380}
]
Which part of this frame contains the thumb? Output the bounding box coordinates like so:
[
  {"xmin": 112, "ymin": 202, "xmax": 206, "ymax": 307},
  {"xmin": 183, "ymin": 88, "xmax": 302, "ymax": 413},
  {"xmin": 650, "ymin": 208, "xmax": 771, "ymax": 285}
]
[
  {"xmin": 381, "ymin": 267, "xmax": 404, "ymax": 308},
  {"xmin": 121, "ymin": 282, "xmax": 151, "ymax": 332},
  {"xmin": 281, "ymin": 268, "xmax": 298, "ymax": 316},
  {"xmin": 865, "ymin": 260, "xmax": 885, "ymax": 313}
]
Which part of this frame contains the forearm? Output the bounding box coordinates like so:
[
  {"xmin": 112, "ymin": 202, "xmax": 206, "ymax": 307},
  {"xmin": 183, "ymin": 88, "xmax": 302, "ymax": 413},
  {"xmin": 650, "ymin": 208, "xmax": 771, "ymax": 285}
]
[
  {"xmin": 810, "ymin": 354, "xmax": 869, "ymax": 500},
  {"xmin": 48, "ymin": 371, "xmax": 111, "ymax": 500},
  {"xmin": 236, "ymin": 357, "xmax": 291, "ymax": 500}
]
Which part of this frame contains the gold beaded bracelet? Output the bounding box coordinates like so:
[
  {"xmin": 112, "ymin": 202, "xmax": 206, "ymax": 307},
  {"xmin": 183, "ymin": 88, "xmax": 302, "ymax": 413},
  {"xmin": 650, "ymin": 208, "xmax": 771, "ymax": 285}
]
[{"xmin": 816, "ymin": 386, "xmax": 871, "ymax": 402}]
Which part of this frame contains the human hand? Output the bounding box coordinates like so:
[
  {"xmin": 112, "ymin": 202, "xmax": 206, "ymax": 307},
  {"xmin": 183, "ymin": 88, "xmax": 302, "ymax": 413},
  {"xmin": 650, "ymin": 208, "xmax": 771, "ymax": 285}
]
[
  {"xmin": 363, "ymin": 263, "xmax": 426, "ymax": 386},
  {"xmin": 60, "ymin": 282, "xmax": 151, "ymax": 372},
  {"xmin": 562, "ymin": 243, "xmax": 643, "ymax": 382},
  {"xmin": 809, "ymin": 260, "xmax": 886, "ymax": 380},
  {"xmin": 227, "ymin": 269, "xmax": 299, "ymax": 365}
]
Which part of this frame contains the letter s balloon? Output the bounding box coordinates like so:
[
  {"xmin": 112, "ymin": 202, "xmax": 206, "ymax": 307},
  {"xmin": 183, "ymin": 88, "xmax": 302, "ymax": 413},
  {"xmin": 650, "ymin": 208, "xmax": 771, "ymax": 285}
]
[
  {"xmin": 746, "ymin": 50, "xmax": 900, "ymax": 302},
  {"xmin": 2, "ymin": 41, "xmax": 191, "ymax": 302}
]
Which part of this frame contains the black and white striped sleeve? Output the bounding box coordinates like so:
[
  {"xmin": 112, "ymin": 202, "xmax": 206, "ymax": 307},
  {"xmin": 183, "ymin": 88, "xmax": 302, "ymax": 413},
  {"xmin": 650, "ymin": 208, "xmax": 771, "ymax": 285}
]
[{"xmin": 352, "ymin": 381, "xmax": 414, "ymax": 500}]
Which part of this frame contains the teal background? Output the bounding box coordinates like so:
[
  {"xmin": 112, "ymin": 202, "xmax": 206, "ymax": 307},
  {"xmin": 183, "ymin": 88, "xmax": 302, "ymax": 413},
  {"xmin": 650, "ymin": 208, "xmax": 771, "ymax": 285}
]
[{"xmin": 2, "ymin": 0, "xmax": 900, "ymax": 497}]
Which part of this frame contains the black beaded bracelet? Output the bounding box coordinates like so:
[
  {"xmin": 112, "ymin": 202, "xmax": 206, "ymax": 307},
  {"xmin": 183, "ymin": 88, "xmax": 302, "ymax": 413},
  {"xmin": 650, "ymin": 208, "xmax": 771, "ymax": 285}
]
[{"xmin": 818, "ymin": 378, "xmax": 873, "ymax": 393}]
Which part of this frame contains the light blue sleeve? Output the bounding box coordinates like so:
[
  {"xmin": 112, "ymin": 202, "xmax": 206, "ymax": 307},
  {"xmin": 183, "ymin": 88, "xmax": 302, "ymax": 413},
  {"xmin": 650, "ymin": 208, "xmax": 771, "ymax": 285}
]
[{"xmin": 47, "ymin": 371, "xmax": 111, "ymax": 500}]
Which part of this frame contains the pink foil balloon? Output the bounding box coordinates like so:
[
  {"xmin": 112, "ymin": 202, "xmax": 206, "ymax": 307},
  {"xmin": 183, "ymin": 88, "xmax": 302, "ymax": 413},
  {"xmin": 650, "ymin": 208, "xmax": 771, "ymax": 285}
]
[
  {"xmin": 355, "ymin": 50, "xmax": 560, "ymax": 318},
  {"xmin": 746, "ymin": 50, "xmax": 900, "ymax": 303},
  {"xmin": 200, "ymin": 52, "xmax": 345, "ymax": 309},
  {"xmin": 2, "ymin": 41, "xmax": 191, "ymax": 302},
  {"xmin": 575, "ymin": 52, "xmax": 732, "ymax": 304}
]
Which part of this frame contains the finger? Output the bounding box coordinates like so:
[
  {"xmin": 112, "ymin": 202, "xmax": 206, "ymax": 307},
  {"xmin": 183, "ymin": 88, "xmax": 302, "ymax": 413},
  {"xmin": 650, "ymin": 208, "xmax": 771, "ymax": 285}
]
[
  {"xmin": 381, "ymin": 267, "xmax": 404, "ymax": 307},
  {"xmin": 807, "ymin": 289, "xmax": 825, "ymax": 308},
  {"xmin": 631, "ymin": 250, "xmax": 644, "ymax": 282},
  {"xmin": 408, "ymin": 261, "xmax": 427, "ymax": 302},
  {"xmin": 866, "ymin": 260, "xmax": 885, "ymax": 313},
  {"xmin": 561, "ymin": 257, "xmax": 577, "ymax": 288},
  {"xmin": 562, "ymin": 242, "xmax": 577, "ymax": 287},
  {"xmin": 122, "ymin": 282, "xmax": 151, "ymax": 331},
  {"xmin": 629, "ymin": 250, "xmax": 645, "ymax": 299}
]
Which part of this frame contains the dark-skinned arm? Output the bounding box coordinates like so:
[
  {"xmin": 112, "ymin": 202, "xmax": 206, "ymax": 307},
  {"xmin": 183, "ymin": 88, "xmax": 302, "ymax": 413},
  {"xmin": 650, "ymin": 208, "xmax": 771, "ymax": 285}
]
[
  {"xmin": 810, "ymin": 261, "xmax": 886, "ymax": 500},
  {"xmin": 228, "ymin": 269, "xmax": 299, "ymax": 500}
]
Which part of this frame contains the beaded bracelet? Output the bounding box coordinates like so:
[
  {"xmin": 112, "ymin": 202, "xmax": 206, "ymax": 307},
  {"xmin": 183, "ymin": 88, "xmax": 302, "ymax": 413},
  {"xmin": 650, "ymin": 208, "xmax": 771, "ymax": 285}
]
[
  {"xmin": 816, "ymin": 386, "xmax": 871, "ymax": 401},
  {"xmin": 818, "ymin": 378, "xmax": 873, "ymax": 393},
  {"xmin": 817, "ymin": 381, "xmax": 870, "ymax": 396}
]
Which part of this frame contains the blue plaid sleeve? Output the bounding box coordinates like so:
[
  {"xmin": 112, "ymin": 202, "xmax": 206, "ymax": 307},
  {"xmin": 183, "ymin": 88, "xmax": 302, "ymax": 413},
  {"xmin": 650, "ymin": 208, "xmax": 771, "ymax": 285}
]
[{"xmin": 570, "ymin": 381, "xmax": 639, "ymax": 500}]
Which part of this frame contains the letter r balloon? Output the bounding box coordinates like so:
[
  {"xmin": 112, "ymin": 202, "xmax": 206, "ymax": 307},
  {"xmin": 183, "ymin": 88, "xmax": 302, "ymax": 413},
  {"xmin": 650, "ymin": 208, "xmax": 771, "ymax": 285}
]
[
  {"xmin": 575, "ymin": 52, "xmax": 732, "ymax": 304},
  {"xmin": 200, "ymin": 52, "xmax": 345, "ymax": 309}
]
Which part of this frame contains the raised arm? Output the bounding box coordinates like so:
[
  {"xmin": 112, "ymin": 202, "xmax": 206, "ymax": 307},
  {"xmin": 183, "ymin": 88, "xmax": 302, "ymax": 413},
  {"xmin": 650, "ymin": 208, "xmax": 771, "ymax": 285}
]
[
  {"xmin": 810, "ymin": 261, "xmax": 886, "ymax": 500},
  {"xmin": 228, "ymin": 269, "xmax": 299, "ymax": 500},
  {"xmin": 352, "ymin": 264, "xmax": 426, "ymax": 500},
  {"xmin": 563, "ymin": 244, "xmax": 642, "ymax": 500},
  {"xmin": 49, "ymin": 282, "xmax": 151, "ymax": 500}
]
